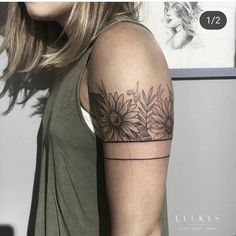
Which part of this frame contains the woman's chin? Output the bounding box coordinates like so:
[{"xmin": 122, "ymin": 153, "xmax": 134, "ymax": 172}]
[{"xmin": 24, "ymin": 2, "xmax": 73, "ymax": 21}]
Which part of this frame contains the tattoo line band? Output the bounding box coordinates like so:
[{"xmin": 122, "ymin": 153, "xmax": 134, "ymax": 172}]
[
  {"xmin": 103, "ymin": 138, "xmax": 172, "ymax": 144},
  {"xmin": 104, "ymin": 155, "xmax": 170, "ymax": 160}
]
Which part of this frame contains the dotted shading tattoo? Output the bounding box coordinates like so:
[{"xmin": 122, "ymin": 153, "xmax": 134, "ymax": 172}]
[{"xmin": 89, "ymin": 80, "xmax": 174, "ymax": 142}]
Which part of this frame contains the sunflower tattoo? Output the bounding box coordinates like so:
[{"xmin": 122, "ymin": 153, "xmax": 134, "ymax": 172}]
[
  {"xmin": 149, "ymin": 85, "xmax": 174, "ymax": 140},
  {"xmin": 89, "ymin": 80, "xmax": 174, "ymax": 143}
]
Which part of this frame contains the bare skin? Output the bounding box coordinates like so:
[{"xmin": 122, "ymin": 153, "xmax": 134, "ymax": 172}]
[{"xmin": 24, "ymin": 2, "xmax": 74, "ymax": 22}]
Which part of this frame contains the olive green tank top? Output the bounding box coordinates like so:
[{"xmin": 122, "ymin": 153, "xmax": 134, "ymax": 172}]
[{"xmin": 27, "ymin": 15, "xmax": 169, "ymax": 236}]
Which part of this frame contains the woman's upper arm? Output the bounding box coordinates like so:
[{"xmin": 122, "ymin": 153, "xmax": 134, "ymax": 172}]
[{"xmin": 87, "ymin": 23, "xmax": 174, "ymax": 234}]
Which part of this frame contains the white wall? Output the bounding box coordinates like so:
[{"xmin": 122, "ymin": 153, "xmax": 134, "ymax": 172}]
[
  {"xmin": 0, "ymin": 91, "xmax": 41, "ymax": 236},
  {"xmin": 0, "ymin": 41, "xmax": 42, "ymax": 236},
  {"xmin": 168, "ymin": 79, "xmax": 236, "ymax": 236}
]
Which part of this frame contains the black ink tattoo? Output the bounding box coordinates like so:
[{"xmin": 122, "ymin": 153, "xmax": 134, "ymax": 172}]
[
  {"xmin": 89, "ymin": 80, "xmax": 174, "ymax": 142},
  {"xmin": 104, "ymin": 155, "xmax": 170, "ymax": 160}
]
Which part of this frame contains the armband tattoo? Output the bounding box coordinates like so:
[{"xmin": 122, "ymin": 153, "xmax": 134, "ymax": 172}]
[
  {"xmin": 89, "ymin": 80, "xmax": 174, "ymax": 143},
  {"xmin": 104, "ymin": 155, "xmax": 170, "ymax": 160}
]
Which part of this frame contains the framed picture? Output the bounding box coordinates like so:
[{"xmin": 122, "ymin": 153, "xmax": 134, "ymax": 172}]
[{"xmin": 141, "ymin": 2, "xmax": 236, "ymax": 79}]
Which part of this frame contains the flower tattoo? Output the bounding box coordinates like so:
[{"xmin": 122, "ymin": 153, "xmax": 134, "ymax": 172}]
[
  {"xmin": 149, "ymin": 87, "xmax": 174, "ymax": 139},
  {"xmin": 89, "ymin": 80, "xmax": 174, "ymax": 142}
]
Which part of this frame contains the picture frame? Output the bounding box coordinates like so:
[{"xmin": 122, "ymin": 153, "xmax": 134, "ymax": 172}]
[{"xmin": 141, "ymin": 2, "xmax": 236, "ymax": 79}]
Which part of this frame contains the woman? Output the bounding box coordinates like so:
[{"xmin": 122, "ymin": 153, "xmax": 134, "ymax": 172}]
[{"xmin": 0, "ymin": 2, "xmax": 174, "ymax": 236}]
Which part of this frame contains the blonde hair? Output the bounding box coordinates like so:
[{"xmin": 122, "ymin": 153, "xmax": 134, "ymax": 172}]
[{"xmin": 0, "ymin": 2, "xmax": 143, "ymax": 114}]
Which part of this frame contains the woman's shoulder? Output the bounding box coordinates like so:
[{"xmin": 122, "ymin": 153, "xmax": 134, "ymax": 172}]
[
  {"xmin": 91, "ymin": 21, "xmax": 156, "ymax": 56},
  {"xmin": 97, "ymin": 20, "xmax": 153, "ymax": 43},
  {"xmin": 87, "ymin": 20, "xmax": 169, "ymax": 80}
]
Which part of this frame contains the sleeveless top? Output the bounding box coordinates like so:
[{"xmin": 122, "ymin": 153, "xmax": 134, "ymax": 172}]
[{"xmin": 27, "ymin": 15, "xmax": 169, "ymax": 236}]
